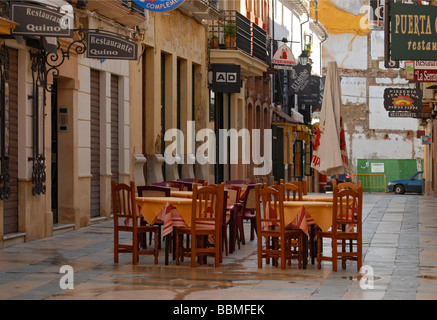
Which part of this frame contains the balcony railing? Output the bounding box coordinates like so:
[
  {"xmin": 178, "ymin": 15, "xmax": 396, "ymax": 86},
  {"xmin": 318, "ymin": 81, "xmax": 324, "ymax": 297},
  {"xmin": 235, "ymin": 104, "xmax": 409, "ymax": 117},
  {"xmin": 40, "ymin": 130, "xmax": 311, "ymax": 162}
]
[
  {"xmin": 85, "ymin": 0, "xmax": 147, "ymax": 28},
  {"xmin": 208, "ymin": 10, "xmax": 268, "ymax": 64}
]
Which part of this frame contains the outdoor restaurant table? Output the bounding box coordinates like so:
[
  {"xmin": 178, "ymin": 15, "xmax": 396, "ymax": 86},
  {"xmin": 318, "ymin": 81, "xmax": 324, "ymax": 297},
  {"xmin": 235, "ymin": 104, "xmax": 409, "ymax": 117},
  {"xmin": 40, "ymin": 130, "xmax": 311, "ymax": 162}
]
[
  {"xmin": 301, "ymin": 194, "xmax": 334, "ymax": 202},
  {"xmin": 136, "ymin": 196, "xmax": 215, "ymax": 265},
  {"xmin": 170, "ymin": 190, "xmax": 193, "ymax": 198},
  {"xmin": 282, "ymin": 201, "xmax": 333, "ymax": 268},
  {"xmin": 136, "ymin": 196, "xmax": 194, "ymax": 265}
]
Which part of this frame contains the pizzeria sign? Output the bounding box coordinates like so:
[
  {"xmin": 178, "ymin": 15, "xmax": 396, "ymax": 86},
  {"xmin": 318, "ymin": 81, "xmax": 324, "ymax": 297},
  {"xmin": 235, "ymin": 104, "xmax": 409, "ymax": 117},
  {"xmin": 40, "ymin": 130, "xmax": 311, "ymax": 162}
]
[{"xmin": 384, "ymin": 88, "xmax": 423, "ymax": 112}]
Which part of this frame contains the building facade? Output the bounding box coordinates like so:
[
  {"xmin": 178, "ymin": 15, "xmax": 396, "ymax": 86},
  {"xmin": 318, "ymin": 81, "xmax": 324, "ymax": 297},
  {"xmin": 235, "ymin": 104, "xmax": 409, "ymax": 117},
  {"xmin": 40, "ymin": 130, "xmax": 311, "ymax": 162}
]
[{"xmin": 0, "ymin": 0, "xmax": 145, "ymax": 247}]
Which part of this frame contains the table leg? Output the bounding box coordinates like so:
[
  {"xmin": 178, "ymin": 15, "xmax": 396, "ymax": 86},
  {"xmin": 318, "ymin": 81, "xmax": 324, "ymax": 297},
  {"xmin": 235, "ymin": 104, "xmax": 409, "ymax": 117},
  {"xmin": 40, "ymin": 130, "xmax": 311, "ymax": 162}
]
[
  {"xmin": 302, "ymin": 233, "xmax": 307, "ymax": 269},
  {"xmin": 310, "ymin": 225, "xmax": 316, "ymax": 265},
  {"xmin": 165, "ymin": 235, "xmax": 169, "ymax": 265}
]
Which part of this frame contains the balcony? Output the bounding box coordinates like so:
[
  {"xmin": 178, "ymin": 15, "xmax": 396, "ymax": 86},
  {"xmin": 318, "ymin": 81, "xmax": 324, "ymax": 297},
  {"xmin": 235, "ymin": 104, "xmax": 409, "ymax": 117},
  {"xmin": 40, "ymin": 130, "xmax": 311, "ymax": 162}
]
[
  {"xmin": 208, "ymin": 10, "xmax": 269, "ymax": 76},
  {"xmin": 179, "ymin": 0, "xmax": 221, "ymax": 21},
  {"xmin": 282, "ymin": 0, "xmax": 310, "ymax": 16},
  {"xmin": 85, "ymin": 0, "xmax": 147, "ymax": 28}
]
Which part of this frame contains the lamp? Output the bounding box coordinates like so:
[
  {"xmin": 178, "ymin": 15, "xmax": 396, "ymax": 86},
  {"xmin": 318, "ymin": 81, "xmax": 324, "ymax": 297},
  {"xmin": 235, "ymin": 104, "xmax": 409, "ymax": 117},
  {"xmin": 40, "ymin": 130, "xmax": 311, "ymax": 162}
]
[{"xmin": 298, "ymin": 51, "xmax": 309, "ymax": 66}]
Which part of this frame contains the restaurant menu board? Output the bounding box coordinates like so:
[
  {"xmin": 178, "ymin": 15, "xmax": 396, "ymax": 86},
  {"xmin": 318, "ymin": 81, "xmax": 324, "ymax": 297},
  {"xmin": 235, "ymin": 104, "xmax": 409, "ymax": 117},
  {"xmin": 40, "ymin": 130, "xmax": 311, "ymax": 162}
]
[
  {"xmin": 288, "ymin": 65, "xmax": 312, "ymax": 96},
  {"xmin": 298, "ymin": 75, "xmax": 325, "ymax": 108}
]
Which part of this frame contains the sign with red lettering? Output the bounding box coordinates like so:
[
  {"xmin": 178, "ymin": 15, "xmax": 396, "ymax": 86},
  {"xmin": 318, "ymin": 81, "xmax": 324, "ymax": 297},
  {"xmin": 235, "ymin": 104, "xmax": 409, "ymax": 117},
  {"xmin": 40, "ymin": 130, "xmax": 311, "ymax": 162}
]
[{"xmin": 414, "ymin": 61, "xmax": 437, "ymax": 82}]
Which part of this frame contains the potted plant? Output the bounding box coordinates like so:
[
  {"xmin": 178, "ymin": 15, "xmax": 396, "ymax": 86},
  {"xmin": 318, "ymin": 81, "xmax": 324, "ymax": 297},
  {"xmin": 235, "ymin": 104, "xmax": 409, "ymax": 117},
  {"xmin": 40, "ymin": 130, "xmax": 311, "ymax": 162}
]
[
  {"xmin": 224, "ymin": 21, "xmax": 236, "ymax": 48},
  {"xmin": 210, "ymin": 33, "xmax": 219, "ymax": 49}
]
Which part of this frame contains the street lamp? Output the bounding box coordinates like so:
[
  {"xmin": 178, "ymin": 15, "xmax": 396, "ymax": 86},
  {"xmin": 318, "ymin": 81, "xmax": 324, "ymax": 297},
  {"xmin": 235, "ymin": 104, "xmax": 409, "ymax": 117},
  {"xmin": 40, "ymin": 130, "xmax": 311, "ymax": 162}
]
[{"xmin": 298, "ymin": 51, "xmax": 309, "ymax": 66}]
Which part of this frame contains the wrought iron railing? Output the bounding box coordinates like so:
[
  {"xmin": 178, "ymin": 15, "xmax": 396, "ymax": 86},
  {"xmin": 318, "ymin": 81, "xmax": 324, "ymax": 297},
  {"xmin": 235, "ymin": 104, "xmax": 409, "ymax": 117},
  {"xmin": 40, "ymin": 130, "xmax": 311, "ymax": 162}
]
[
  {"xmin": 208, "ymin": 10, "xmax": 268, "ymax": 64},
  {"xmin": 121, "ymin": 0, "xmax": 145, "ymax": 16}
]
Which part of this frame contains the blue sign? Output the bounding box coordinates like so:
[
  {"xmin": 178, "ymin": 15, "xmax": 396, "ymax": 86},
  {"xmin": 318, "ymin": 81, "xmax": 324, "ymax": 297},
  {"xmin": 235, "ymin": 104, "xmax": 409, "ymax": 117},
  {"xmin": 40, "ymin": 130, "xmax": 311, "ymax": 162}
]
[{"xmin": 133, "ymin": 0, "xmax": 185, "ymax": 12}]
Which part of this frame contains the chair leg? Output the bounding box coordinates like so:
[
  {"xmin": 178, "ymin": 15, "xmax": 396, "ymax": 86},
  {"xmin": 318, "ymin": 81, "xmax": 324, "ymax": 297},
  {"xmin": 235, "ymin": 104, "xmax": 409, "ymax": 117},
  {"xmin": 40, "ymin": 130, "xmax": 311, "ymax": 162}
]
[
  {"xmin": 332, "ymin": 238, "xmax": 338, "ymax": 272},
  {"xmin": 239, "ymin": 216, "xmax": 246, "ymax": 245},
  {"xmin": 191, "ymin": 234, "xmax": 197, "ymax": 268},
  {"xmin": 132, "ymin": 232, "xmax": 138, "ymax": 265},
  {"xmin": 317, "ymin": 236, "xmax": 322, "ymax": 270},
  {"xmin": 250, "ymin": 218, "xmax": 256, "ymax": 241},
  {"xmin": 154, "ymin": 229, "xmax": 159, "ymax": 265},
  {"xmin": 114, "ymin": 230, "xmax": 119, "ymax": 263}
]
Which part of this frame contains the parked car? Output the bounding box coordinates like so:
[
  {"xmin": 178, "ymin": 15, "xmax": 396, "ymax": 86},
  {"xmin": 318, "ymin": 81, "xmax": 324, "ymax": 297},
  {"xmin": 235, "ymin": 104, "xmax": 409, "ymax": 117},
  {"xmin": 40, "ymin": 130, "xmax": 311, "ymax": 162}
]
[
  {"xmin": 324, "ymin": 174, "xmax": 352, "ymax": 192},
  {"xmin": 387, "ymin": 171, "xmax": 423, "ymax": 194}
]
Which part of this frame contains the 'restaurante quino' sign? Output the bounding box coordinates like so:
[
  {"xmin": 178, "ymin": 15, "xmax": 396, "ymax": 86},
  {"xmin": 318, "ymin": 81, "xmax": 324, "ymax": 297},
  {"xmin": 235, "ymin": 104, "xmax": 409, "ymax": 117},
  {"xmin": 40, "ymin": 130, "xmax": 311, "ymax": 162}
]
[
  {"xmin": 133, "ymin": 0, "xmax": 185, "ymax": 12},
  {"xmin": 390, "ymin": 3, "xmax": 437, "ymax": 61},
  {"xmin": 86, "ymin": 31, "xmax": 138, "ymax": 60}
]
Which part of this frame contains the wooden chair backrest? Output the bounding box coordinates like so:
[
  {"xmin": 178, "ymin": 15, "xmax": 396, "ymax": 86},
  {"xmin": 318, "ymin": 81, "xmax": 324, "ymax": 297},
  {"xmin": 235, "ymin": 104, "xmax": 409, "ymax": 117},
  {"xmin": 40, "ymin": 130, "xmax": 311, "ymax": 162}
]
[
  {"xmin": 332, "ymin": 181, "xmax": 363, "ymax": 235},
  {"xmin": 242, "ymin": 184, "xmax": 261, "ymax": 210},
  {"xmin": 152, "ymin": 181, "xmax": 185, "ymax": 191},
  {"xmin": 137, "ymin": 185, "xmax": 170, "ymax": 197},
  {"xmin": 255, "ymin": 184, "xmax": 284, "ymax": 231},
  {"xmin": 225, "ymin": 185, "xmax": 241, "ymax": 206},
  {"xmin": 191, "ymin": 183, "xmax": 225, "ymax": 231},
  {"xmin": 112, "ymin": 180, "xmax": 137, "ymax": 227},
  {"xmin": 282, "ymin": 181, "xmax": 303, "ymax": 201}
]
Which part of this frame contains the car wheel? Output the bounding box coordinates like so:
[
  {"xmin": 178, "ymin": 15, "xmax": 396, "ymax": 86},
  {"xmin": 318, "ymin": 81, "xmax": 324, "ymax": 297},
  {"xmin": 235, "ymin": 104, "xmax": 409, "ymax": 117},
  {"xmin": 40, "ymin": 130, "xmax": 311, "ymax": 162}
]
[{"xmin": 394, "ymin": 185, "xmax": 405, "ymax": 194}]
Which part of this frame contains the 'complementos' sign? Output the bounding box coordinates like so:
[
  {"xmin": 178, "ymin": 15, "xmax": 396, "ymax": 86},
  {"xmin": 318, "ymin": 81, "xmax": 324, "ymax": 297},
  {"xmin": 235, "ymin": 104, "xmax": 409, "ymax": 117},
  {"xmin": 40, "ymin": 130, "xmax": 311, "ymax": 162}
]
[
  {"xmin": 86, "ymin": 31, "xmax": 138, "ymax": 60},
  {"xmin": 133, "ymin": 0, "xmax": 185, "ymax": 12}
]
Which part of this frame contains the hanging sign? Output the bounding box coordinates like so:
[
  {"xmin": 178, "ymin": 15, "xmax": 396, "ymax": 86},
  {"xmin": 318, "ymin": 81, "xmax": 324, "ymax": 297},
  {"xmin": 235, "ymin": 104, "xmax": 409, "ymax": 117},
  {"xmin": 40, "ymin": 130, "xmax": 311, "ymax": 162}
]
[
  {"xmin": 86, "ymin": 31, "xmax": 138, "ymax": 60},
  {"xmin": 211, "ymin": 64, "xmax": 241, "ymax": 94},
  {"xmin": 384, "ymin": 88, "xmax": 423, "ymax": 112},
  {"xmin": 288, "ymin": 65, "xmax": 311, "ymax": 95},
  {"xmin": 132, "ymin": 0, "xmax": 185, "ymax": 12},
  {"xmin": 390, "ymin": 3, "xmax": 437, "ymax": 61},
  {"xmin": 298, "ymin": 75, "xmax": 325, "ymax": 108},
  {"xmin": 11, "ymin": 2, "xmax": 73, "ymax": 37},
  {"xmin": 414, "ymin": 61, "xmax": 437, "ymax": 82},
  {"xmin": 272, "ymin": 44, "xmax": 296, "ymax": 70}
]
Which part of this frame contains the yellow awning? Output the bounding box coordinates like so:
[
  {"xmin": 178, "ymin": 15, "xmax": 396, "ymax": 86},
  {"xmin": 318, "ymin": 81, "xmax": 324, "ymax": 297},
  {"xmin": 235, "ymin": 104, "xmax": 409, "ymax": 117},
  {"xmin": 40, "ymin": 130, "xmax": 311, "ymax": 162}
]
[{"xmin": 0, "ymin": 17, "xmax": 19, "ymax": 35}]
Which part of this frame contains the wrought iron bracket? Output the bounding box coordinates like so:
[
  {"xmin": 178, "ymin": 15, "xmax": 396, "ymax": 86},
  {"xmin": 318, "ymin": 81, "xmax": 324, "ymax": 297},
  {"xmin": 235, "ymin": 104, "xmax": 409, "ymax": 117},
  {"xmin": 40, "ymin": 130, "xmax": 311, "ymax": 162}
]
[{"xmin": 42, "ymin": 29, "xmax": 87, "ymax": 92}]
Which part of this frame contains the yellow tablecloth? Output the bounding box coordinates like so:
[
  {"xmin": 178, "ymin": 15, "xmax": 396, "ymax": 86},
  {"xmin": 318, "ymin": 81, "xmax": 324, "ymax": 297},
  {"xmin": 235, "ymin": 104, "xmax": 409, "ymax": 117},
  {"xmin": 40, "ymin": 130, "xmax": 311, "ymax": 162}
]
[
  {"xmin": 283, "ymin": 201, "xmax": 333, "ymax": 232},
  {"xmin": 170, "ymin": 190, "xmax": 193, "ymax": 198},
  {"xmin": 136, "ymin": 196, "xmax": 193, "ymax": 227},
  {"xmin": 301, "ymin": 195, "xmax": 334, "ymax": 202}
]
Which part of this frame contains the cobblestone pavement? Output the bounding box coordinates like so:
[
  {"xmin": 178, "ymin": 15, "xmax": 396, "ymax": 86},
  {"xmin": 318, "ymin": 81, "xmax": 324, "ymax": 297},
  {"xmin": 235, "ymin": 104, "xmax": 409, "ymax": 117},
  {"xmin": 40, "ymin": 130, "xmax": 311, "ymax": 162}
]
[{"xmin": 0, "ymin": 193, "xmax": 436, "ymax": 301}]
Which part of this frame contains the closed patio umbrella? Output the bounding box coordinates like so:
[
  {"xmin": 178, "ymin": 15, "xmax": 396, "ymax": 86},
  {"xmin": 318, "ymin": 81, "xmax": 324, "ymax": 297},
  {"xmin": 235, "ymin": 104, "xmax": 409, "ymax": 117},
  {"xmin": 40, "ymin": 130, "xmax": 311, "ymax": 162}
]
[{"xmin": 311, "ymin": 61, "xmax": 349, "ymax": 176}]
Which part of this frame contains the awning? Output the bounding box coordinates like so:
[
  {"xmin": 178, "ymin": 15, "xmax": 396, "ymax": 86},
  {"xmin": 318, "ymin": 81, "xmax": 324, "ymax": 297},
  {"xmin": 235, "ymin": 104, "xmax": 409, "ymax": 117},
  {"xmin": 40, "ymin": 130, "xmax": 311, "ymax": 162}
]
[
  {"xmin": 272, "ymin": 107, "xmax": 304, "ymax": 124},
  {"xmin": 0, "ymin": 17, "xmax": 19, "ymax": 35}
]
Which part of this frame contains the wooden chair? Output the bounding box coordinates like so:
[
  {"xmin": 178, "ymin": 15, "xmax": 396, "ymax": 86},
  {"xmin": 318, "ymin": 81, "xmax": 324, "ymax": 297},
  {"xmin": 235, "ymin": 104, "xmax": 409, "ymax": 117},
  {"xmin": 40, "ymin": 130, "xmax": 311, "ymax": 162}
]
[
  {"xmin": 152, "ymin": 181, "xmax": 185, "ymax": 191},
  {"xmin": 173, "ymin": 179, "xmax": 207, "ymax": 191},
  {"xmin": 317, "ymin": 181, "xmax": 363, "ymax": 272},
  {"xmin": 237, "ymin": 183, "xmax": 261, "ymax": 245},
  {"xmin": 280, "ymin": 180, "xmax": 303, "ymax": 201},
  {"xmin": 174, "ymin": 183, "xmax": 225, "ymax": 267},
  {"xmin": 270, "ymin": 183, "xmax": 305, "ymax": 267},
  {"xmin": 137, "ymin": 185, "xmax": 171, "ymax": 249},
  {"xmin": 224, "ymin": 185, "xmax": 242, "ymax": 254},
  {"xmin": 225, "ymin": 179, "xmax": 251, "ymax": 186},
  {"xmin": 255, "ymin": 184, "xmax": 303, "ymax": 269},
  {"xmin": 112, "ymin": 180, "xmax": 159, "ymax": 265},
  {"xmin": 178, "ymin": 178, "xmax": 207, "ymax": 185}
]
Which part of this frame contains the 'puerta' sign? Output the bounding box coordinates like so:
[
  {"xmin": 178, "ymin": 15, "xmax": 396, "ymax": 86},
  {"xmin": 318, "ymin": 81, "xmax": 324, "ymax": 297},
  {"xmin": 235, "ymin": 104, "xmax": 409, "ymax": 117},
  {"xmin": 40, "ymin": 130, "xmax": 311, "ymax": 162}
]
[
  {"xmin": 133, "ymin": 0, "xmax": 185, "ymax": 12},
  {"xmin": 390, "ymin": 3, "xmax": 437, "ymax": 61},
  {"xmin": 86, "ymin": 31, "xmax": 138, "ymax": 60}
]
